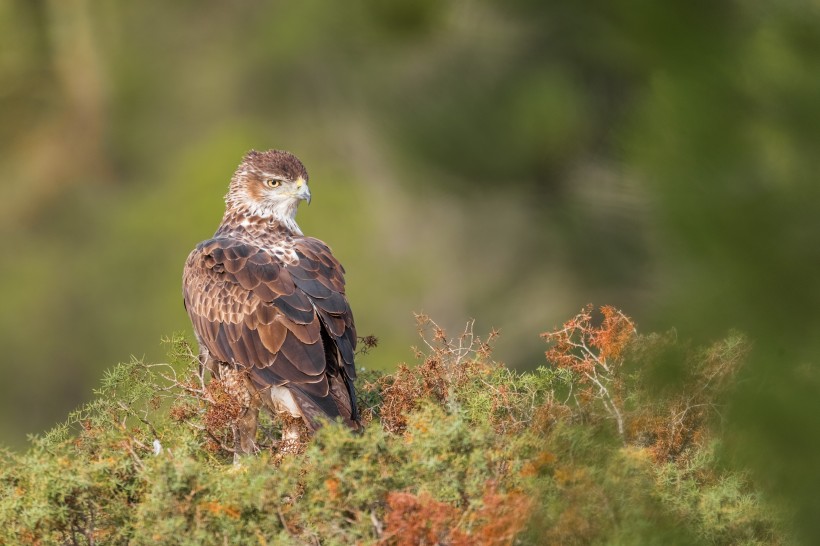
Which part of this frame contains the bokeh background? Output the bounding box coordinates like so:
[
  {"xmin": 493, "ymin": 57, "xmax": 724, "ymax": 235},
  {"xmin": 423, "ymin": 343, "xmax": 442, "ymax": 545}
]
[{"xmin": 2, "ymin": 0, "xmax": 820, "ymax": 540}]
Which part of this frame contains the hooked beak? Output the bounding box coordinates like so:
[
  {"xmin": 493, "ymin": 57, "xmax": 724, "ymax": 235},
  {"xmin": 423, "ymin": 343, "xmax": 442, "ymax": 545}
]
[{"xmin": 295, "ymin": 177, "xmax": 311, "ymax": 205}]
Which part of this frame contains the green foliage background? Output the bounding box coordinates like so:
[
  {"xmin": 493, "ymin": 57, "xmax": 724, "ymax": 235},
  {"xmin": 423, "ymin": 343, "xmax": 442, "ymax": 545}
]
[{"xmin": 1, "ymin": 0, "xmax": 819, "ymax": 541}]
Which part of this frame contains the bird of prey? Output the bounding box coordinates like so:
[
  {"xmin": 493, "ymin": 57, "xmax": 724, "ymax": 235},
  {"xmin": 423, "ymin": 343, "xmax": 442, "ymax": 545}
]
[{"xmin": 182, "ymin": 150, "xmax": 358, "ymax": 455}]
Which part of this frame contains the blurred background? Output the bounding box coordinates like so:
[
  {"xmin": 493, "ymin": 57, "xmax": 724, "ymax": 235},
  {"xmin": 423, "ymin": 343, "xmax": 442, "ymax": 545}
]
[{"xmin": 2, "ymin": 0, "xmax": 819, "ymax": 539}]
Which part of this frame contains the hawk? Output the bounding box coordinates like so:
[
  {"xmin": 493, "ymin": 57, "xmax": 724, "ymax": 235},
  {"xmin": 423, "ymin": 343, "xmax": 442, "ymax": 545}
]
[{"xmin": 182, "ymin": 150, "xmax": 358, "ymax": 455}]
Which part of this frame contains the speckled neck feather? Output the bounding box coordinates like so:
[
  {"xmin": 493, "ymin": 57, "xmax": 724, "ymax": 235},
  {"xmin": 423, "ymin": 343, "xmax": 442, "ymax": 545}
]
[{"xmin": 215, "ymin": 209, "xmax": 300, "ymax": 244}]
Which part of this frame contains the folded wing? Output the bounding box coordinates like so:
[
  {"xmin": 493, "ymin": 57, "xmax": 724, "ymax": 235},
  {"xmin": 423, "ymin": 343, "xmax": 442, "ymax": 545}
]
[{"xmin": 182, "ymin": 236, "xmax": 358, "ymax": 428}]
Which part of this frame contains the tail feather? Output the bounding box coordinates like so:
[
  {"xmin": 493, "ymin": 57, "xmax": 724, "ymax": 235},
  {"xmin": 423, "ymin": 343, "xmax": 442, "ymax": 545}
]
[{"xmin": 289, "ymin": 376, "xmax": 359, "ymax": 431}]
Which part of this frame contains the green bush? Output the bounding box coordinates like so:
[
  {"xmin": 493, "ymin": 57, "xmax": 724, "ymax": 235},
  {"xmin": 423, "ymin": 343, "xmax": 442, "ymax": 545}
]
[{"xmin": 0, "ymin": 311, "xmax": 789, "ymax": 545}]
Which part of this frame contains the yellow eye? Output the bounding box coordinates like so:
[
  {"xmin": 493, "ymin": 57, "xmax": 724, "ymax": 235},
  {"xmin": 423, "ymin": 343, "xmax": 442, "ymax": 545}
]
[{"xmin": 264, "ymin": 179, "xmax": 281, "ymax": 189}]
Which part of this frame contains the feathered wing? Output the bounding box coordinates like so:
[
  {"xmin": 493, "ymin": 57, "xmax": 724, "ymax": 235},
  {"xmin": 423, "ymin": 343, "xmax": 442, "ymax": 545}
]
[{"xmin": 182, "ymin": 236, "xmax": 358, "ymax": 429}]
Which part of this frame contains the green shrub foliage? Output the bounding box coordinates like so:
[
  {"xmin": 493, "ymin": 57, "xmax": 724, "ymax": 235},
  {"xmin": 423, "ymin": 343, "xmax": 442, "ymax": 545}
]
[{"xmin": 0, "ymin": 311, "xmax": 788, "ymax": 545}]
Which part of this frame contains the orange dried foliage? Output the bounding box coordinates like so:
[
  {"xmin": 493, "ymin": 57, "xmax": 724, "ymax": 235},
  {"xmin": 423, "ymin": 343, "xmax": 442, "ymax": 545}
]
[
  {"xmin": 377, "ymin": 316, "xmax": 495, "ymax": 434},
  {"xmin": 17, "ymin": 530, "xmax": 39, "ymax": 545},
  {"xmin": 377, "ymin": 364, "xmax": 426, "ymax": 435},
  {"xmin": 541, "ymin": 305, "xmax": 636, "ymax": 376},
  {"xmin": 628, "ymin": 335, "xmax": 747, "ymax": 463},
  {"xmin": 381, "ymin": 484, "xmax": 532, "ymax": 546},
  {"xmin": 541, "ymin": 305, "xmax": 635, "ymax": 438},
  {"xmin": 521, "ymin": 451, "xmax": 557, "ymax": 477},
  {"xmin": 468, "ymin": 485, "xmax": 534, "ymax": 546},
  {"xmin": 633, "ymin": 396, "xmax": 715, "ymax": 463},
  {"xmin": 378, "ymin": 355, "xmax": 489, "ymax": 434},
  {"xmin": 531, "ymin": 397, "xmax": 573, "ymax": 436},
  {"xmin": 200, "ymin": 378, "xmax": 244, "ymax": 453},
  {"xmin": 324, "ymin": 478, "xmax": 341, "ymax": 501},
  {"xmin": 200, "ymin": 500, "xmax": 240, "ymax": 519},
  {"xmin": 381, "ymin": 491, "xmax": 461, "ymax": 546},
  {"xmin": 591, "ymin": 305, "xmax": 636, "ymax": 361},
  {"xmin": 168, "ymin": 402, "xmax": 197, "ymax": 422},
  {"xmin": 203, "ymin": 379, "xmax": 243, "ymax": 432}
]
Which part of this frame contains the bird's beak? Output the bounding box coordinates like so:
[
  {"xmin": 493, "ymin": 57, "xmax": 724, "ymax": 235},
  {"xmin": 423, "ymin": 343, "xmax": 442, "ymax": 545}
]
[{"xmin": 295, "ymin": 177, "xmax": 311, "ymax": 205}]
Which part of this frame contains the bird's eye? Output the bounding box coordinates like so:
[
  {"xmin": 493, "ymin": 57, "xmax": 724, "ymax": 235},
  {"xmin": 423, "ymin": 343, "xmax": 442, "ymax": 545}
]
[{"xmin": 264, "ymin": 179, "xmax": 281, "ymax": 189}]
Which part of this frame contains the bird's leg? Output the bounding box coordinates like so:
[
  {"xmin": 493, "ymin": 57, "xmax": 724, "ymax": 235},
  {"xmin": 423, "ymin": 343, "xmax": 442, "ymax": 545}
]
[
  {"xmin": 233, "ymin": 405, "xmax": 259, "ymax": 460},
  {"xmin": 198, "ymin": 345, "xmax": 222, "ymax": 393},
  {"xmin": 233, "ymin": 392, "xmax": 261, "ymax": 464}
]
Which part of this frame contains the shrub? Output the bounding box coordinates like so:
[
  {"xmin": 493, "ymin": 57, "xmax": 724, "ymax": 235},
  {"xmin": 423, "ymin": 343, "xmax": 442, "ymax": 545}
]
[{"xmin": 0, "ymin": 309, "xmax": 789, "ymax": 545}]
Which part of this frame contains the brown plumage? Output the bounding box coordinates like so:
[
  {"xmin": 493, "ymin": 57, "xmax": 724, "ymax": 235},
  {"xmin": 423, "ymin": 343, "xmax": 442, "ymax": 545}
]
[{"xmin": 182, "ymin": 150, "xmax": 358, "ymax": 455}]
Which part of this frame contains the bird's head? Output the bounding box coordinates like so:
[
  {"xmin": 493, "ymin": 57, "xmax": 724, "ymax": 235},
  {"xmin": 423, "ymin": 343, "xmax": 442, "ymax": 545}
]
[{"xmin": 225, "ymin": 149, "xmax": 311, "ymax": 229}]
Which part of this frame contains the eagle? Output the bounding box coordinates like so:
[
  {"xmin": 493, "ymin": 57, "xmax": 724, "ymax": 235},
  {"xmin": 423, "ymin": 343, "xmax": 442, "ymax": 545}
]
[{"xmin": 182, "ymin": 149, "xmax": 358, "ymax": 456}]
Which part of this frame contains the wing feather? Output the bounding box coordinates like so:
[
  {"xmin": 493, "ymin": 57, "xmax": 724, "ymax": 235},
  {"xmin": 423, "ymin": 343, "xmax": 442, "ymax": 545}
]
[
  {"xmin": 313, "ymin": 292, "xmax": 349, "ymax": 315},
  {"xmin": 274, "ymin": 297, "xmax": 315, "ymax": 324},
  {"xmin": 291, "ymin": 276, "xmax": 332, "ymax": 298},
  {"xmin": 182, "ymin": 234, "xmax": 358, "ymax": 427},
  {"xmin": 257, "ymin": 321, "xmax": 287, "ymax": 354},
  {"xmin": 279, "ymin": 314, "xmax": 322, "ymax": 344},
  {"xmin": 277, "ymin": 331, "xmax": 325, "ymax": 376},
  {"xmin": 318, "ymin": 311, "xmax": 346, "ymax": 338}
]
